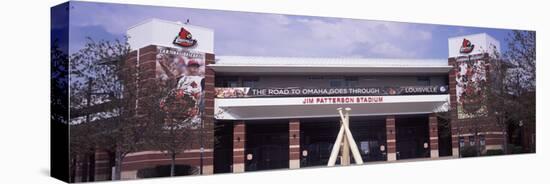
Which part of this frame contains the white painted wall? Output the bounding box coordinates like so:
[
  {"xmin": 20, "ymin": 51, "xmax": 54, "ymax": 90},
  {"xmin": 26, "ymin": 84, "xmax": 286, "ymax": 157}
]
[
  {"xmin": 127, "ymin": 19, "xmax": 214, "ymax": 53},
  {"xmin": 448, "ymin": 33, "xmax": 500, "ymax": 58}
]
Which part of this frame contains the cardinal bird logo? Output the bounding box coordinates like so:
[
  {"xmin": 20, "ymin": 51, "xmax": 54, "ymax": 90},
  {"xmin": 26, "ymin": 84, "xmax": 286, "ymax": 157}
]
[
  {"xmin": 459, "ymin": 38, "xmax": 475, "ymax": 54},
  {"xmin": 173, "ymin": 27, "xmax": 197, "ymax": 47}
]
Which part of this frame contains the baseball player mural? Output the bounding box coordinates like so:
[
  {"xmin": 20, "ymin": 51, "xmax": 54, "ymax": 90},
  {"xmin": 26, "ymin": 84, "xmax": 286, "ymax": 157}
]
[
  {"xmin": 156, "ymin": 46, "xmax": 205, "ymax": 129},
  {"xmin": 450, "ymin": 36, "xmax": 501, "ymax": 119},
  {"xmin": 455, "ymin": 56, "xmax": 488, "ymax": 119}
]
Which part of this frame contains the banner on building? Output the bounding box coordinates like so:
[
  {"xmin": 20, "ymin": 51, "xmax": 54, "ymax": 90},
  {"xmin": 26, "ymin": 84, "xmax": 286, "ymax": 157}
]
[
  {"xmin": 155, "ymin": 46, "xmax": 205, "ymax": 129},
  {"xmin": 214, "ymin": 85, "xmax": 448, "ymax": 98},
  {"xmin": 454, "ymin": 54, "xmax": 488, "ymax": 119}
]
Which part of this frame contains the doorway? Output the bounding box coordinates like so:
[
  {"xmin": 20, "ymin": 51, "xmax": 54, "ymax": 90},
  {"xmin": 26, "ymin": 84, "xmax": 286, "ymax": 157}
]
[
  {"xmin": 300, "ymin": 116, "xmax": 387, "ymax": 167},
  {"xmin": 245, "ymin": 121, "xmax": 289, "ymax": 171},
  {"xmin": 213, "ymin": 121, "xmax": 233, "ymax": 173},
  {"xmin": 395, "ymin": 115, "xmax": 430, "ymax": 160}
]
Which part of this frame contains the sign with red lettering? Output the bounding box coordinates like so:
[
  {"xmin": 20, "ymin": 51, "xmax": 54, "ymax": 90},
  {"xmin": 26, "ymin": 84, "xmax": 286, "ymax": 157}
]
[{"xmin": 301, "ymin": 96, "xmax": 384, "ymax": 104}]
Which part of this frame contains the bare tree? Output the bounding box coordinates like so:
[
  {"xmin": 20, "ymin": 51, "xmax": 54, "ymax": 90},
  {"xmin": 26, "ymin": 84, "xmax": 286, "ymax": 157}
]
[
  {"xmin": 483, "ymin": 30, "xmax": 536, "ymax": 154},
  {"xmin": 51, "ymin": 39, "xmax": 69, "ymax": 126},
  {"xmin": 69, "ymin": 37, "xmax": 161, "ymax": 180},
  {"xmin": 52, "ymin": 40, "xmax": 76, "ymax": 181},
  {"xmin": 504, "ymin": 31, "xmax": 536, "ymax": 133},
  {"xmin": 69, "ymin": 37, "xmax": 208, "ymax": 180},
  {"xmin": 505, "ymin": 31, "xmax": 536, "ymax": 91},
  {"xmin": 153, "ymin": 55, "xmax": 201, "ymax": 177},
  {"xmin": 503, "ymin": 30, "xmax": 536, "ymax": 153}
]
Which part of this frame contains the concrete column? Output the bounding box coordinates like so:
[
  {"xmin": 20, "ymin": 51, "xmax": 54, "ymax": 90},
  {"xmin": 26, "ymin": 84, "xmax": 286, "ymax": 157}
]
[
  {"xmin": 232, "ymin": 121, "xmax": 246, "ymax": 173},
  {"xmin": 289, "ymin": 119, "xmax": 300, "ymax": 169},
  {"xmin": 386, "ymin": 115, "xmax": 396, "ymax": 161},
  {"xmin": 429, "ymin": 113, "xmax": 440, "ymax": 158}
]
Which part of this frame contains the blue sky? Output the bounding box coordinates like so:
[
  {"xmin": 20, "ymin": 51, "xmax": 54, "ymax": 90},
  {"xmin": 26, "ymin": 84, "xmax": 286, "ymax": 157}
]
[{"xmin": 55, "ymin": 1, "xmax": 519, "ymax": 59}]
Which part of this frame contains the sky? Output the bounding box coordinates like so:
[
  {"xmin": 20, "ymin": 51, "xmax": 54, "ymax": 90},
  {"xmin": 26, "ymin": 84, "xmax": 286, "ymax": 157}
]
[{"xmin": 53, "ymin": 1, "xmax": 521, "ymax": 59}]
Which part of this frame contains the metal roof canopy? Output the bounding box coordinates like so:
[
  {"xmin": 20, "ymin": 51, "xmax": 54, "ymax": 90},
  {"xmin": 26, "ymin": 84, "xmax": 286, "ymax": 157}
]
[
  {"xmin": 214, "ymin": 94, "xmax": 450, "ymax": 120},
  {"xmin": 210, "ymin": 56, "xmax": 451, "ymax": 75}
]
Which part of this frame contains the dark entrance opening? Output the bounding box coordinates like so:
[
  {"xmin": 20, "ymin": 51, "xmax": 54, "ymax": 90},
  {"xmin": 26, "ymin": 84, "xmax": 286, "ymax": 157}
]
[
  {"xmin": 245, "ymin": 121, "xmax": 289, "ymax": 171},
  {"xmin": 350, "ymin": 116, "xmax": 387, "ymax": 162},
  {"xmin": 213, "ymin": 121, "xmax": 233, "ymax": 173},
  {"xmin": 395, "ymin": 115, "xmax": 430, "ymax": 160},
  {"xmin": 437, "ymin": 116, "xmax": 453, "ymax": 157},
  {"xmin": 300, "ymin": 119, "xmax": 339, "ymax": 167},
  {"xmin": 300, "ymin": 116, "xmax": 387, "ymax": 167}
]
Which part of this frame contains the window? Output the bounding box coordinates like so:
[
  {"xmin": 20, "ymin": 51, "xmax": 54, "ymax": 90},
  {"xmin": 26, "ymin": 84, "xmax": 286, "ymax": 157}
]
[
  {"xmin": 344, "ymin": 77, "xmax": 359, "ymax": 87},
  {"xmin": 480, "ymin": 135, "xmax": 486, "ymax": 146},
  {"xmin": 469, "ymin": 136, "xmax": 475, "ymax": 146},
  {"xmin": 459, "ymin": 137, "xmax": 465, "ymax": 147},
  {"xmin": 417, "ymin": 76, "xmax": 431, "ymax": 86},
  {"xmin": 227, "ymin": 81, "xmax": 239, "ymax": 87},
  {"xmin": 360, "ymin": 141, "xmax": 370, "ymax": 154},
  {"xmin": 330, "ymin": 79, "xmax": 344, "ymax": 88},
  {"xmin": 242, "ymin": 77, "xmax": 259, "ymax": 88},
  {"xmin": 308, "ymin": 76, "xmax": 324, "ymax": 80},
  {"xmin": 215, "ymin": 76, "xmax": 239, "ymax": 87}
]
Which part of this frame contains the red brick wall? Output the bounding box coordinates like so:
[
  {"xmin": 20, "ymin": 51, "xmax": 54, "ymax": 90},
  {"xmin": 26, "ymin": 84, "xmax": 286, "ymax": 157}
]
[
  {"xmin": 94, "ymin": 151, "xmax": 112, "ymax": 180},
  {"xmin": 289, "ymin": 119, "xmax": 300, "ymax": 168},
  {"xmin": 448, "ymin": 57, "xmax": 460, "ymax": 156},
  {"xmin": 121, "ymin": 151, "xmax": 213, "ymax": 171},
  {"xmin": 429, "ymin": 113, "xmax": 439, "ymax": 158},
  {"xmin": 118, "ymin": 45, "xmax": 216, "ymax": 175},
  {"xmin": 448, "ymin": 55, "xmax": 505, "ymax": 156},
  {"xmin": 232, "ymin": 121, "xmax": 246, "ymax": 172},
  {"xmin": 203, "ymin": 53, "xmax": 216, "ymax": 174},
  {"xmin": 386, "ymin": 115, "xmax": 396, "ymax": 161}
]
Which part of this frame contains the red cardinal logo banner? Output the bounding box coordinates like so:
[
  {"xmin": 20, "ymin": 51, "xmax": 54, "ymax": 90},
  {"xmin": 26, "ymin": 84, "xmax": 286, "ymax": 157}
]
[
  {"xmin": 173, "ymin": 27, "xmax": 197, "ymax": 47},
  {"xmin": 459, "ymin": 38, "xmax": 475, "ymax": 54}
]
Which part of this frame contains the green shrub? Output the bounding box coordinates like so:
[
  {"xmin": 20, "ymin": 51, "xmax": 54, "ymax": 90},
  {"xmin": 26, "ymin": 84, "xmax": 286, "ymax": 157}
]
[
  {"xmin": 460, "ymin": 146, "xmax": 478, "ymax": 157},
  {"xmin": 137, "ymin": 165, "xmax": 198, "ymax": 178},
  {"xmin": 511, "ymin": 144, "xmax": 525, "ymax": 154},
  {"xmin": 485, "ymin": 149, "xmax": 504, "ymax": 156}
]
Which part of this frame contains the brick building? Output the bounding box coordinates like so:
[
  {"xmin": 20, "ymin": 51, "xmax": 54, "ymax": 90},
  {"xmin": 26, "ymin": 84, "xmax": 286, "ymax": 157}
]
[{"xmin": 70, "ymin": 19, "xmax": 516, "ymax": 181}]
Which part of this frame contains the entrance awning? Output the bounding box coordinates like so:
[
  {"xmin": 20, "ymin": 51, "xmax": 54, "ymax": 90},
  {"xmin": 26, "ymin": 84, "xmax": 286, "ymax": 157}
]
[{"xmin": 214, "ymin": 95, "xmax": 450, "ymax": 120}]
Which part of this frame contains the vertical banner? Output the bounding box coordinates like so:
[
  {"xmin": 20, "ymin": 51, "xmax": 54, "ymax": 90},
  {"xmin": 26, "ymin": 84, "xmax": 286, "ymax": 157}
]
[
  {"xmin": 454, "ymin": 54, "xmax": 488, "ymax": 119},
  {"xmin": 155, "ymin": 46, "xmax": 205, "ymax": 129}
]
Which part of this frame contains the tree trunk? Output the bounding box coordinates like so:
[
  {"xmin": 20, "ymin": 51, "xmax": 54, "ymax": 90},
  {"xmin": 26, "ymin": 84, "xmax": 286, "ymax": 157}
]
[
  {"xmin": 70, "ymin": 156, "xmax": 77, "ymax": 182},
  {"xmin": 81, "ymin": 154, "xmax": 89, "ymax": 182},
  {"xmin": 475, "ymin": 132, "xmax": 481, "ymax": 157},
  {"xmin": 502, "ymin": 123, "xmax": 508, "ymax": 154},
  {"xmin": 114, "ymin": 150, "xmax": 123, "ymax": 180},
  {"xmin": 170, "ymin": 152, "xmax": 176, "ymax": 177}
]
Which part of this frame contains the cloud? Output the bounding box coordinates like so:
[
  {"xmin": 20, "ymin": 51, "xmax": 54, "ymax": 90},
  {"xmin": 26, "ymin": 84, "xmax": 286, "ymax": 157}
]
[
  {"xmin": 293, "ymin": 18, "xmax": 435, "ymax": 57},
  {"xmin": 68, "ymin": 1, "xmax": 440, "ymax": 58},
  {"xmin": 68, "ymin": 25, "xmax": 125, "ymax": 54}
]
